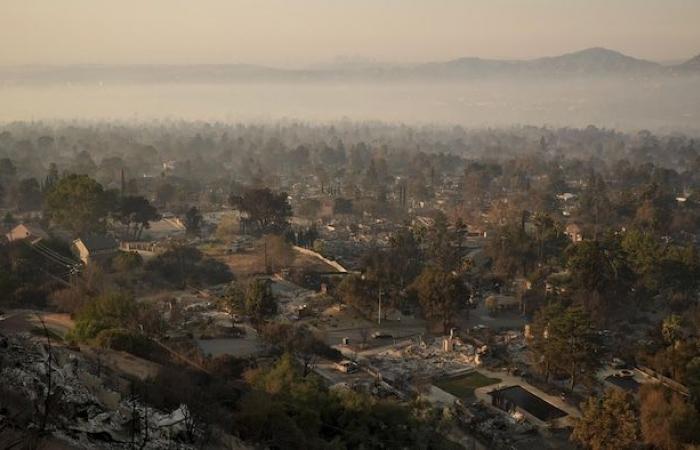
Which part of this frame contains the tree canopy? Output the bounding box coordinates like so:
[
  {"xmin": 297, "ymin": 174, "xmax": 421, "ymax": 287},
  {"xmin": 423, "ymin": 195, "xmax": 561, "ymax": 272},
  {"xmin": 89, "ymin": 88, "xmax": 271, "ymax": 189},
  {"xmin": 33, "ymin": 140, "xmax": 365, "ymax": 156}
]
[
  {"xmin": 229, "ymin": 187, "xmax": 291, "ymax": 234},
  {"xmin": 45, "ymin": 174, "xmax": 114, "ymax": 235}
]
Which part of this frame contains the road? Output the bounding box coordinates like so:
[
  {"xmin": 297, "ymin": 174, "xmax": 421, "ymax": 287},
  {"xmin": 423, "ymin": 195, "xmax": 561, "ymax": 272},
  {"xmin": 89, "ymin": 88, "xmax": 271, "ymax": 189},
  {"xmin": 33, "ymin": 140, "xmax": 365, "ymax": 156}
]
[{"xmin": 0, "ymin": 309, "xmax": 74, "ymax": 337}]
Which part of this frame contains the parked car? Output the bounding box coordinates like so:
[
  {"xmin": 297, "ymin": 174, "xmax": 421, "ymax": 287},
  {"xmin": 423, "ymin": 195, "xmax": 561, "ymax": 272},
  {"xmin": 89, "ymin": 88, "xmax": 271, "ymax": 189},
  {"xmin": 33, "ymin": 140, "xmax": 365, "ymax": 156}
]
[
  {"xmin": 335, "ymin": 360, "xmax": 359, "ymax": 374},
  {"xmin": 371, "ymin": 331, "xmax": 393, "ymax": 339}
]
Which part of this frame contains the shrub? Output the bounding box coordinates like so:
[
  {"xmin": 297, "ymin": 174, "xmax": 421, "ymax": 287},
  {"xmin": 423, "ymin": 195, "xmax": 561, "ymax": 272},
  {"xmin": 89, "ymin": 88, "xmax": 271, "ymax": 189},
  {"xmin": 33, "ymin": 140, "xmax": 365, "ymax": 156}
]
[
  {"xmin": 69, "ymin": 292, "xmax": 140, "ymax": 341},
  {"xmin": 112, "ymin": 251, "xmax": 143, "ymax": 272}
]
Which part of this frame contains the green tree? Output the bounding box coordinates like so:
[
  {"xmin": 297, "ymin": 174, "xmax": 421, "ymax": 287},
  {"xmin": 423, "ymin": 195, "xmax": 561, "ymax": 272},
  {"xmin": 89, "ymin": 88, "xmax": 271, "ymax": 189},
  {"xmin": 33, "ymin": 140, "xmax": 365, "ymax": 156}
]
[
  {"xmin": 70, "ymin": 292, "xmax": 140, "ymax": 341},
  {"xmin": 229, "ymin": 187, "xmax": 292, "ymax": 234},
  {"xmin": 572, "ymin": 389, "xmax": 639, "ymax": 450},
  {"xmin": 221, "ymin": 281, "xmax": 246, "ymax": 317},
  {"xmin": 530, "ymin": 303, "xmax": 565, "ymax": 382},
  {"xmin": 245, "ymin": 279, "xmax": 277, "ymax": 322},
  {"xmin": 45, "ymin": 174, "xmax": 111, "ymax": 235},
  {"xmin": 531, "ymin": 304, "xmax": 601, "ymax": 389},
  {"xmin": 532, "ymin": 213, "xmax": 569, "ymax": 265},
  {"xmin": 621, "ymin": 228, "xmax": 663, "ymax": 291},
  {"xmin": 425, "ymin": 212, "xmax": 461, "ymax": 272},
  {"xmin": 577, "ymin": 171, "xmax": 610, "ymax": 239},
  {"xmin": 410, "ymin": 266, "xmax": 468, "ymax": 333},
  {"xmin": 335, "ymin": 274, "xmax": 376, "ymax": 317},
  {"xmin": 117, "ymin": 195, "xmax": 160, "ymax": 240},
  {"xmin": 550, "ymin": 305, "xmax": 602, "ymax": 390}
]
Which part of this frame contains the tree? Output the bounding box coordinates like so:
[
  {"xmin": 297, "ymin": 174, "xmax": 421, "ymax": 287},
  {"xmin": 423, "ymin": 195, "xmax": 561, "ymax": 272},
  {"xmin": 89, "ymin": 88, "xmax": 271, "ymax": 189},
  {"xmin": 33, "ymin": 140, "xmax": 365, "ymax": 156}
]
[
  {"xmin": 43, "ymin": 163, "xmax": 59, "ymax": 193},
  {"xmin": 640, "ymin": 384, "xmax": 700, "ymax": 450},
  {"xmin": 662, "ymin": 314, "xmax": 683, "ymax": 345},
  {"xmin": 566, "ymin": 240, "xmax": 614, "ymax": 294},
  {"xmin": 262, "ymin": 234, "xmax": 295, "ymax": 273},
  {"xmin": 424, "ymin": 212, "xmax": 461, "ymax": 272},
  {"xmin": 577, "ymin": 171, "xmax": 611, "ymax": 239},
  {"xmin": 3, "ymin": 211, "xmax": 16, "ymax": 229},
  {"xmin": 44, "ymin": 174, "xmax": 111, "ymax": 234},
  {"xmin": 245, "ymin": 279, "xmax": 277, "ymax": 322},
  {"xmin": 549, "ymin": 305, "xmax": 602, "ymax": 390},
  {"xmin": 183, "ymin": 206, "xmax": 203, "ymax": 237},
  {"xmin": 215, "ymin": 213, "xmax": 239, "ymax": 242},
  {"xmin": 258, "ymin": 324, "xmax": 337, "ymax": 377},
  {"xmin": 410, "ymin": 266, "xmax": 468, "ymax": 333},
  {"xmin": 572, "ymin": 389, "xmax": 639, "ymax": 450},
  {"xmin": 229, "ymin": 187, "xmax": 291, "ymax": 234},
  {"xmin": 530, "ymin": 303, "xmax": 565, "ymax": 382},
  {"xmin": 621, "ymin": 228, "xmax": 663, "ymax": 291},
  {"xmin": 387, "ymin": 228, "xmax": 424, "ymax": 289},
  {"xmin": 531, "ymin": 304, "xmax": 601, "ymax": 389},
  {"xmin": 486, "ymin": 221, "xmax": 536, "ymax": 277},
  {"xmin": 0, "ymin": 158, "xmax": 17, "ymax": 180},
  {"xmin": 335, "ymin": 274, "xmax": 376, "ymax": 317},
  {"xmin": 155, "ymin": 182, "xmax": 176, "ymax": 207},
  {"xmin": 687, "ymin": 357, "xmax": 700, "ymax": 411},
  {"xmin": 565, "ymin": 236, "xmax": 634, "ymax": 318},
  {"xmin": 117, "ymin": 195, "xmax": 160, "ymax": 240},
  {"xmin": 70, "ymin": 292, "xmax": 140, "ymax": 341},
  {"xmin": 221, "ymin": 281, "xmax": 246, "ymax": 318},
  {"xmin": 531, "ymin": 213, "xmax": 569, "ymax": 265},
  {"xmin": 16, "ymin": 178, "xmax": 42, "ymax": 211}
]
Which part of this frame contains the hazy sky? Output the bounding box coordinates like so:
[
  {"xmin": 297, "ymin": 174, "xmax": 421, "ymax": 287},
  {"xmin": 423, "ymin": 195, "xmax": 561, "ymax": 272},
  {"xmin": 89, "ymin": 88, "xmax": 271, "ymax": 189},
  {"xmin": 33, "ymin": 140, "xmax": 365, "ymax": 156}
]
[{"xmin": 2, "ymin": 0, "xmax": 699, "ymax": 66}]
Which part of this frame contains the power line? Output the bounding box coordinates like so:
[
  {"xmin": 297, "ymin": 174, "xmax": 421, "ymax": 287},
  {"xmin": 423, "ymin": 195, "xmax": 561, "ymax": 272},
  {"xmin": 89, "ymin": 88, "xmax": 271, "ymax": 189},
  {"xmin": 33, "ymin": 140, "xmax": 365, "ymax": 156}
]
[{"xmin": 35, "ymin": 242, "xmax": 80, "ymax": 266}]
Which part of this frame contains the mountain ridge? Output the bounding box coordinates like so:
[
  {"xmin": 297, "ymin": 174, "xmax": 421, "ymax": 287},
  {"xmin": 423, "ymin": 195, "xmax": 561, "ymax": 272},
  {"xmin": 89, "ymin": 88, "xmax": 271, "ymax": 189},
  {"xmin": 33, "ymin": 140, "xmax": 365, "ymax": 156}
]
[{"xmin": 1, "ymin": 47, "xmax": 698, "ymax": 84}]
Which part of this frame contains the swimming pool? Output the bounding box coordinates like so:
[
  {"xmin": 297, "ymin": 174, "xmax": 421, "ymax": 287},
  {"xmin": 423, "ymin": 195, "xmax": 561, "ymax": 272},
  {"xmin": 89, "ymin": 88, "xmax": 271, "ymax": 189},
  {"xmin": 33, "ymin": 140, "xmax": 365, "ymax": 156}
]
[{"xmin": 491, "ymin": 385, "xmax": 567, "ymax": 421}]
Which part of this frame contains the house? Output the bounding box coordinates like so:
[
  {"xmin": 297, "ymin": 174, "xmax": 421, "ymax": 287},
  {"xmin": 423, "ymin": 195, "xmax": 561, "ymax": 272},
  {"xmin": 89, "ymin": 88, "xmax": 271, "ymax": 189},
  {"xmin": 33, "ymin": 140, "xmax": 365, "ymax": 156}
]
[
  {"xmin": 5, "ymin": 223, "xmax": 49, "ymax": 245},
  {"xmin": 565, "ymin": 223, "xmax": 584, "ymax": 242},
  {"xmin": 71, "ymin": 235, "xmax": 119, "ymax": 265}
]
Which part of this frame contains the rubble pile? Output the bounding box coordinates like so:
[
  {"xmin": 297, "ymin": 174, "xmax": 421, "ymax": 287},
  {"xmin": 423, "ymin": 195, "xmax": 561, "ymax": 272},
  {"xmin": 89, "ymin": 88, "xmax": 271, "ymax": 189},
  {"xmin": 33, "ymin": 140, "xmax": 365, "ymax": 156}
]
[
  {"xmin": 0, "ymin": 333, "xmax": 199, "ymax": 449},
  {"xmin": 368, "ymin": 337, "xmax": 478, "ymax": 383}
]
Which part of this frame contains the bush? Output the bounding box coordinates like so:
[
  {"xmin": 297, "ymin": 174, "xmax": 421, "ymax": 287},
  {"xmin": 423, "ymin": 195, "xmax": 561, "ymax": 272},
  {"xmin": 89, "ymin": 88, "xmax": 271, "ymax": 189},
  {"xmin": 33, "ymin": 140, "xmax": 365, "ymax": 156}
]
[
  {"xmin": 69, "ymin": 292, "xmax": 140, "ymax": 341},
  {"xmin": 12, "ymin": 285, "xmax": 48, "ymax": 308},
  {"xmin": 94, "ymin": 328, "xmax": 147, "ymax": 351},
  {"xmin": 112, "ymin": 251, "xmax": 143, "ymax": 272},
  {"xmin": 93, "ymin": 328, "xmax": 167, "ymax": 362},
  {"xmin": 145, "ymin": 245, "xmax": 233, "ymax": 287}
]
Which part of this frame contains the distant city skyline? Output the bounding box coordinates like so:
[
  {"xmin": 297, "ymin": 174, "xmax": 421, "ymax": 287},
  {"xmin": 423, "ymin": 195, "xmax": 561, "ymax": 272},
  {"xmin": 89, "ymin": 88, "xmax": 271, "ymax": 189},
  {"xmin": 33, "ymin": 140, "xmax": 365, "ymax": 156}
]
[{"xmin": 2, "ymin": 0, "xmax": 699, "ymax": 67}]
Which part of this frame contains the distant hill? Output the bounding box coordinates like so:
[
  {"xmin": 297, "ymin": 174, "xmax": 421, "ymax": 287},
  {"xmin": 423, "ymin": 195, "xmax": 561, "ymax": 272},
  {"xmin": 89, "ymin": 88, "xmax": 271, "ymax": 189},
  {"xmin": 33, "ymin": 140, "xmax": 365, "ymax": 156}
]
[
  {"xmin": 1, "ymin": 48, "xmax": 698, "ymax": 85},
  {"xmin": 676, "ymin": 54, "xmax": 700, "ymax": 72},
  {"xmin": 526, "ymin": 47, "xmax": 662, "ymax": 74}
]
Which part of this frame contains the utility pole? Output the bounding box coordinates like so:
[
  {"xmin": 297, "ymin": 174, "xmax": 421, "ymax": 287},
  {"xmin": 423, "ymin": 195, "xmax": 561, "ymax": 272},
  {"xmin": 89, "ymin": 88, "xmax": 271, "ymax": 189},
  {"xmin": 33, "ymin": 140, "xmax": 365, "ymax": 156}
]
[{"xmin": 378, "ymin": 289, "xmax": 383, "ymax": 325}]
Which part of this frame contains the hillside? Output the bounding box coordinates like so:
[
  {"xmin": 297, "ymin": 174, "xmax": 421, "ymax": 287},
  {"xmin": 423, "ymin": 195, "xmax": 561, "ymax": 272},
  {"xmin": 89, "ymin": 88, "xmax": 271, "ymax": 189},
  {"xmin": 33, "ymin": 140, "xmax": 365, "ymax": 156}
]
[{"xmin": 1, "ymin": 48, "xmax": 698, "ymax": 85}]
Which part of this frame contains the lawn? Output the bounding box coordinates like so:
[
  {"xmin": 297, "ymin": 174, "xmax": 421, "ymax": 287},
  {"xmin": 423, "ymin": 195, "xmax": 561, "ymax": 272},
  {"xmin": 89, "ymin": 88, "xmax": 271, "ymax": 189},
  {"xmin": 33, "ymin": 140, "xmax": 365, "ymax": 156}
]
[{"xmin": 435, "ymin": 371, "xmax": 502, "ymax": 400}]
